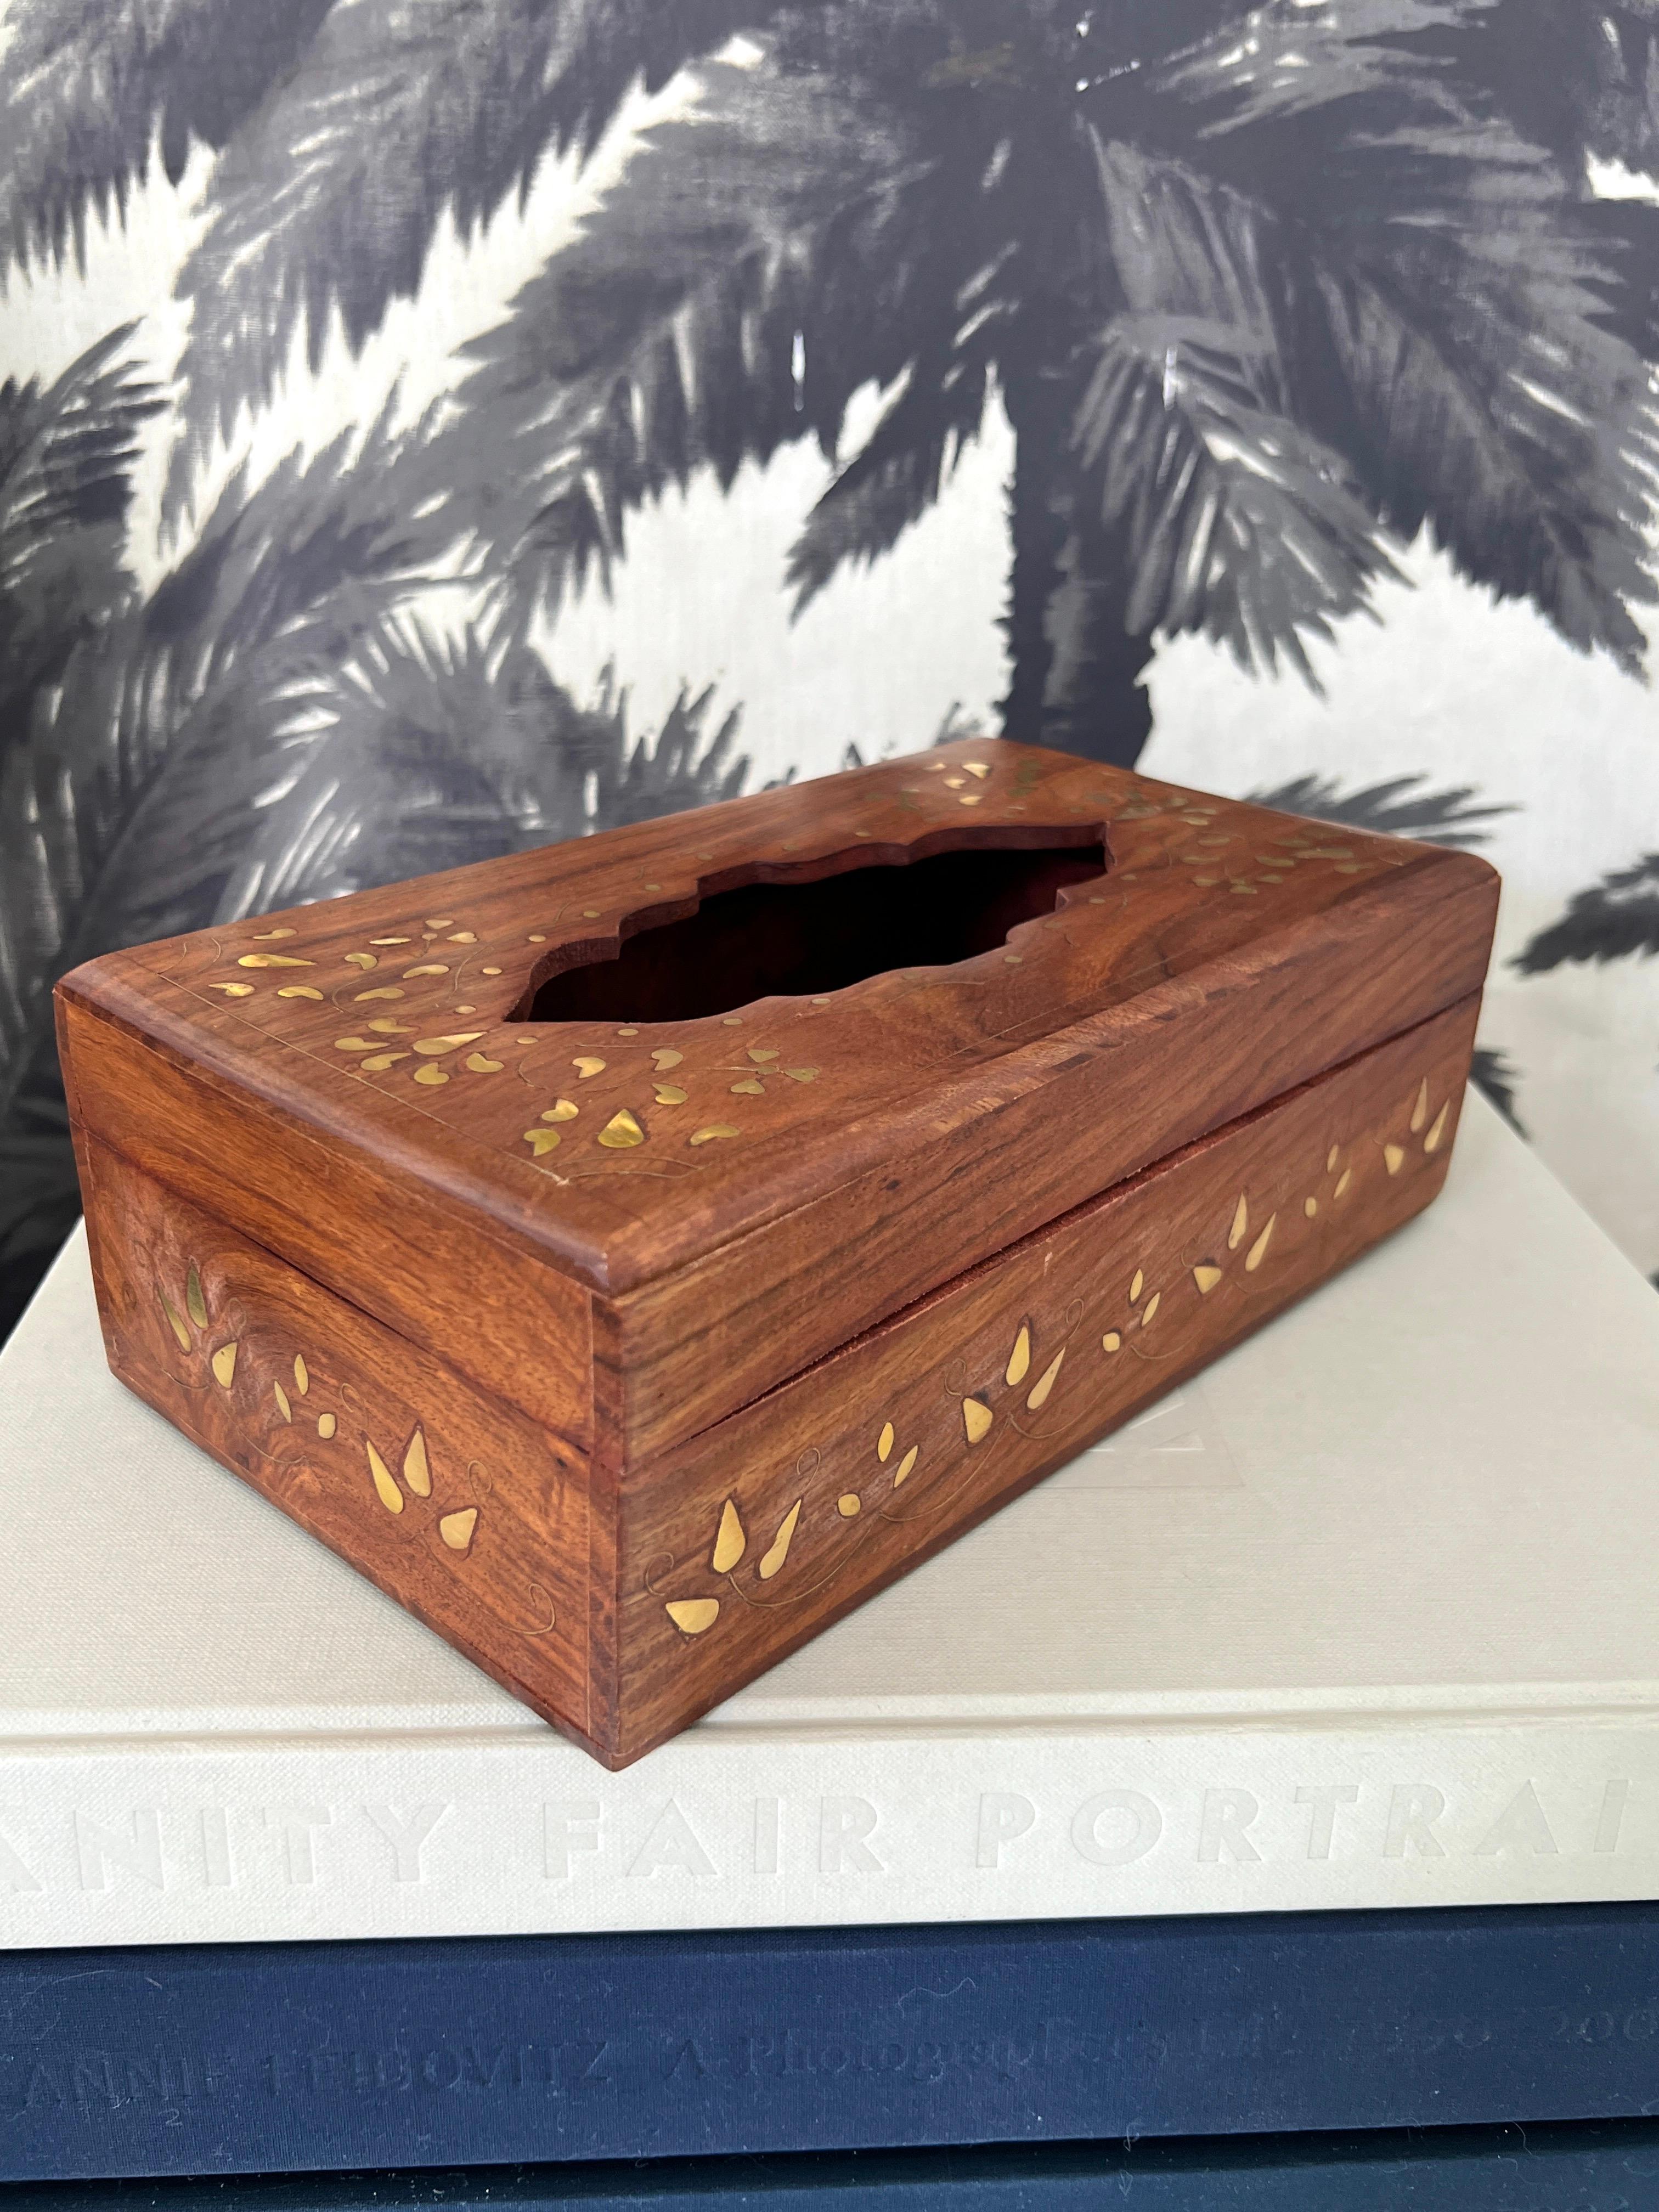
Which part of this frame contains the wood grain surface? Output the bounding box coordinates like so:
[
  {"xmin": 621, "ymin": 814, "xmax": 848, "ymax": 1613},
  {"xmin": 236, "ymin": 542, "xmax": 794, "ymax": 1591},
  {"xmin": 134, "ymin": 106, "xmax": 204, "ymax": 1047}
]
[{"xmin": 56, "ymin": 740, "xmax": 1499, "ymax": 1761}]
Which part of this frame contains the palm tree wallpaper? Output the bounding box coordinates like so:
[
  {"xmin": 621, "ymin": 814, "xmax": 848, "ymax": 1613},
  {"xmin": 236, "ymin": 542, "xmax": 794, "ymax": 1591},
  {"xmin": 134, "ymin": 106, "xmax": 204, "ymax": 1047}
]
[{"xmin": 1, "ymin": 0, "xmax": 1656, "ymax": 1339}]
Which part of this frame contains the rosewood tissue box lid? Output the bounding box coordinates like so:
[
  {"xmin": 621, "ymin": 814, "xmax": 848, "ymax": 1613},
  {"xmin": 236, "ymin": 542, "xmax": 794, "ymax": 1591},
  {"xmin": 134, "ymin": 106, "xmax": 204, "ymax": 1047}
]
[{"xmin": 56, "ymin": 738, "xmax": 1496, "ymax": 1463}]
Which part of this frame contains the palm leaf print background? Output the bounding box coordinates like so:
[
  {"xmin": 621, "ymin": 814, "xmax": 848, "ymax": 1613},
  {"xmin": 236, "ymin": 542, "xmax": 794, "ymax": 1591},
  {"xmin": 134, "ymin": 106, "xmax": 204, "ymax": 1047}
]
[{"xmin": 1, "ymin": 0, "xmax": 1657, "ymax": 1340}]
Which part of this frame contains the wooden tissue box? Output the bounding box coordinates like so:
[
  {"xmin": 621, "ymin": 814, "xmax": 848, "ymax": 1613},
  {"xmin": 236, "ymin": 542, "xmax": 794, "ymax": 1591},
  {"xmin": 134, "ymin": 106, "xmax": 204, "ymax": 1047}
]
[{"xmin": 57, "ymin": 740, "xmax": 1498, "ymax": 1767}]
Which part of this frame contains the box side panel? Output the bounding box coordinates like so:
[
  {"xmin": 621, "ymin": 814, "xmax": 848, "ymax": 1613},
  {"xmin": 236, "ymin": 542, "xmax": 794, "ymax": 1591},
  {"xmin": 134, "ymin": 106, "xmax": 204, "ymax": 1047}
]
[
  {"xmin": 613, "ymin": 855, "xmax": 1498, "ymax": 1462},
  {"xmin": 71, "ymin": 1132, "xmax": 602, "ymax": 1755},
  {"xmin": 610, "ymin": 995, "xmax": 1481, "ymax": 1764},
  {"xmin": 58, "ymin": 989, "xmax": 594, "ymax": 1454}
]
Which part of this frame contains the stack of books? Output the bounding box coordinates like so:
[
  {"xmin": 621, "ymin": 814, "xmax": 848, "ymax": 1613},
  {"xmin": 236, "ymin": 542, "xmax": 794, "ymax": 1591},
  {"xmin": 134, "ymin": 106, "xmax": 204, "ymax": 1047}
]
[{"xmin": 5, "ymin": 1091, "xmax": 1659, "ymax": 2203}]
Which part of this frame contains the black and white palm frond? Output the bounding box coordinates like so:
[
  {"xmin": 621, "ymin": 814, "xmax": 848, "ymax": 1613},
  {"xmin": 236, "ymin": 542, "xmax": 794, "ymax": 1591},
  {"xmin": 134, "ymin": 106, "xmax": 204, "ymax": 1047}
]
[
  {"xmin": 1514, "ymin": 851, "xmax": 1659, "ymax": 969},
  {"xmin": 1470, "ymin": 1045, "xmax": 1526, "ymax": 1132},
  {"xmin": 161, "ymin": 0, "xmax": 775, "ymax": 519},
  {"xmin": 0, "ymin": 395, "xmax": 447, "ymax": 1336},
  {"xmin": 1112, "ymin": 0, "xmax": 1659, "ymax": 674},
  {"xmin": 1245, "ymin": 772, "xmax": 1514, "ymax": 848},
  {"xmin": 0, "ymin": 325, "xmax": 163, "ymax": 732},
  {"xmin": 392, "ymin": 49, "xmax": 922, "ymax": 625},
  {"xmin": 0, "ymin": 0, "xmax": 336, "ymax": 275},
  {"xmin": 219, "ymin": 617, "xmax": 749, "ymax": 912},
  {"xmin": 1480, "ymin": 0, "xmax": 1659, "ymax": 180}
]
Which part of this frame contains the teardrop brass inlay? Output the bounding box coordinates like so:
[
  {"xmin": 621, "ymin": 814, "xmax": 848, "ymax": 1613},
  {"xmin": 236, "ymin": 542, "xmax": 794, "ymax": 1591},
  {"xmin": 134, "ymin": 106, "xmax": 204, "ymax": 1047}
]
[
  {"xmin": 758, "ymin": 1499, "xmax": 802, "ymax": 1579},
  {"xmin": 1026, "ymin": 1348, "xmax": 1065, "ymax": 1410},
  {"xmin": 210, "ymin": 1342, "xmax": 238, "ymax": 1388},
  {"xmin": 597, "ymin": 1108, "xmax": 646, "ymax": 1148},
  {"xmin": 403, "ymin": 1428, "xmax": 431, "ymax": 1498},
  {"xmin": 366, "ymin": 1442, "xmax": 402, "ymax": 1514},
  {"xmin": 1244, "ymin": 1215, "xmax": 1277, "ymax": 1272},
  {"xmin": 1005, "ymin": 1324, "xmax": 1031, "ymax": 1386},
  {"xmin": 712, "ymin": 1498, "xmax": 746, "ymax": 1573},
  {"xmin": 439, "ymin": 1508, "xmax": 479, "ymax": 1554}
]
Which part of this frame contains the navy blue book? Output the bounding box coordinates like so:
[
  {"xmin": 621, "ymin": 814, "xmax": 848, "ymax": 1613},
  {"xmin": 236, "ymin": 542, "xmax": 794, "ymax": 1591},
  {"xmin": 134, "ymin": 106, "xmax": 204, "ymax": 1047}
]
[
  {"xmin": 14, "ymin": 2123, "xmax": 1659, "ymax": 2210},
  {"xmin": 10, "ymin": 1906, "xmax": 1659, "ymax": 2183}
]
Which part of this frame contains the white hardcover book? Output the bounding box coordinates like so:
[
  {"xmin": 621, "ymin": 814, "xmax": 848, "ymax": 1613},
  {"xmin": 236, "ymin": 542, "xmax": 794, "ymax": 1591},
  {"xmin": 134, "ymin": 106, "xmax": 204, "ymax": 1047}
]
[{"xmin": 3, "ymin": 1091, "xmax": 1658, "ymax": 1950}]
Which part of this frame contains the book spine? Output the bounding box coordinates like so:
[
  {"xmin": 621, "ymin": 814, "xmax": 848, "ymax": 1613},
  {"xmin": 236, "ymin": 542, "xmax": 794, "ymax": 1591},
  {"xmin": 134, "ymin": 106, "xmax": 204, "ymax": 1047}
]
[
  {"xmin": 34, "ymin": 2122, "xmax": 1659, "ymax": 2209},
  {"xmin": 7, "ymin": 1909, "xmax": 1659, "ymax": 2181},
  {"xmin": 3, "ymin": 1716, "xmax": 1659, "ymax": 1949}
]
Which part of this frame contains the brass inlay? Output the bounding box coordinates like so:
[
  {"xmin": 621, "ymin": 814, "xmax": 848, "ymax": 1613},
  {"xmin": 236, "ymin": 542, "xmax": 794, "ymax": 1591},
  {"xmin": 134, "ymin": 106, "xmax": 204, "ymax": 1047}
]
[
  {"xmin": 273, "ymin": 1383, "xmax": 292, "ymax": 1423},
  {"xmin": 651, "ymin": 1049, "xmax": 684, "ymax": 1071},
  {"xmin": 1335, "ymin": 1167, "xmax": 1352, "ymax": 1198},
  {"xmin": 598, "ymin": 1108, "xmax": 646, "ymax": 1148},
  {"xmin": 368, "ymin": 1018, "xmax": 410, "ymax": 1032},
  {"xmin": 294, "ymin": 1356, "xmax": 309, "ymax": 1394},
  {"xmin": 414, "ymin": 1032, "xmax": 483, "ymax": 1054},
  {"xmin": 1130, "ymin": 1269, "xmax": 1144, "ymax": 1302},
  {"xmin": 747, "ymin": 1047, "xmax": 779, "ymax": 1063},
  {"xmin": 1193, "ymin": 1264, "xmax": 1222, "ymax": 1294},
  {"xmin": 1102, "ymin": 1330, "xmax": 1121, "ymax": 1352},
  {"xmin": 276, "ymin": 985, "xmax": 324, "ymax": 1000},
  {"xmin": 522, "ymin": 1127, "xmax": 562, "ymax": 1155},
  {"xmin": 370, "ymin": 936, "xmax": 411, "ymax": 945},
  {"xmin": 1410, "ymin": 1080, "xmax": 1429, "ymax": 1133},
  {"xmin": 317, "ymin": 1413, "xmax": 337, "ymax": 1440},
  {"xmin": 690, "ymin": 1124, "xmax": 740, "ymax": 1145},
  {"xmin": 366, "ymin": 1442, "xmax": 402, "ymax": 1513},
  {"xmin": 1141, "ymin": 1291, "xmax": 1161, "ymax": 1326},
  {"xmin": 354, "ymin": 986, "xmax": 404, "ymax": 1002},
  {"xmin": 730, "ymin": 1077, "xmax": 764, "ymax": 1095},
  {"xmin": 963, "ymin": 760, "xmax": 991, "ymax": 778},
  {"xmin": 160, "ymin": 1292, "xmax": 190, "ymax": 1350},
  {"xmin": 1027, "ymin": 1348, "xmax": 1065, "ymax": 1409},
  {"xmin": 413, "ymin": 1065, "xmax": 448, "ymax": 1085},
  {"xmin": 253, "ymin": 927, "xmax": 296, "ymax": 939},
  {"xmin": 894, "ymin": 1446, "xmax": 918, "ymax": 1486},
  {"xmin": 543, "ymin": 1099, "xmax": 579, "ymax": 1121},
  {"xmin": 1424, "ymin": 1102, "xmax": 1449, "ymax": 1153},
  {"xmin": 1006, "ymin": 1324, "xmax": 1031, "ymax": 1386},
  {"xmin": 654, "ymin": 1084, "xmax": 687, "ymax": 1104},
  {"xmin": 1327, "ymin": 1146, "xmax": 1340, "ymax": 1172},
  {"xmin": 237, "ymin": 953, "xmax": 313, "ymax": 968},
  {"xmin": 185, "ymin": 1263, "xmax": 207, "ymax": 1329},
  {"xmin": 334, "ymin": 1036, "xmax": 375, "ymax": 1052},
  {"xmin": 344, "ymin": 952, "xmax": 377, "ymax": 970},
  {"xmin": 836, "ymin": 1493, "xmax": 861, "ymax": 1518},
  {"xmin": 1244, "ymin": 1215, "xmax": 1277, "ymax": 1271},
  {"xmin": 758, "ymin": 1500, "xmax": 802, "ymax": 1579},
  {"xmin": 877, "ymin": 1421, "xmax": 895, "ymax": 1462},
  {"xmin": 211, "ymin": 1342, "xmax": 238, "ymax": 1388},
  {"xmin": 666, "ymin": 1598, "xmax": 720, "ymax": 1634},
  {"xmin": 465, "ymin": 1053, "xmax": 504, "ymax": 1073},
  {"xmin": 362, "ymin": 1053, "xmax": 408, "ymax": 1070},
  {"xmin": 439, "ymin": 1508, "xmax": 479, "ymax": 1553},
  {"xmin": 1228, "ymin": 1194, "xmax": 1249, "ymax": 1250},
  {"xmin": 211, "ymin": 983, "xmax": 256, "ymax": 995},
  {"xmin": 573, "ymin": 1056, "xmax": 606, "ymax": 1079},
  {"xmin": 963, "ymin": 1397, "xmax": 994, "ymax": 1444},
  {"xmin": 785, "ymin": 1066, "xmax": 819, "ymax": 1082},
  {"xmin": 1384, "ymin": 1143, "xmax": 1405, "ymax": 1175},
  {"xmin": 403, "ymin": 1429, "xmax": 432, "ymax": 1498},
  {"xmin": 402, "ymin": 963, "xmax": 449, "ymax": 978},
  {"xmin": 712, "ymin": 1499, "xmax": 746, "ymax": 1573}
]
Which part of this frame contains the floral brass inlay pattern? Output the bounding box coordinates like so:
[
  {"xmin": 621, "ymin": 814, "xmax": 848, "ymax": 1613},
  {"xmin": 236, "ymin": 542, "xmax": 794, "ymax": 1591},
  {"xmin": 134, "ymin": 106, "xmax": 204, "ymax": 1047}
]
[
  {"xmin": 146, "ymin": 1251, "xmax": 500, "ymax": 1596},
  {"xmin": 654, "ymin": 1075, "xmax": 1452, "ymax": 1649}
]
